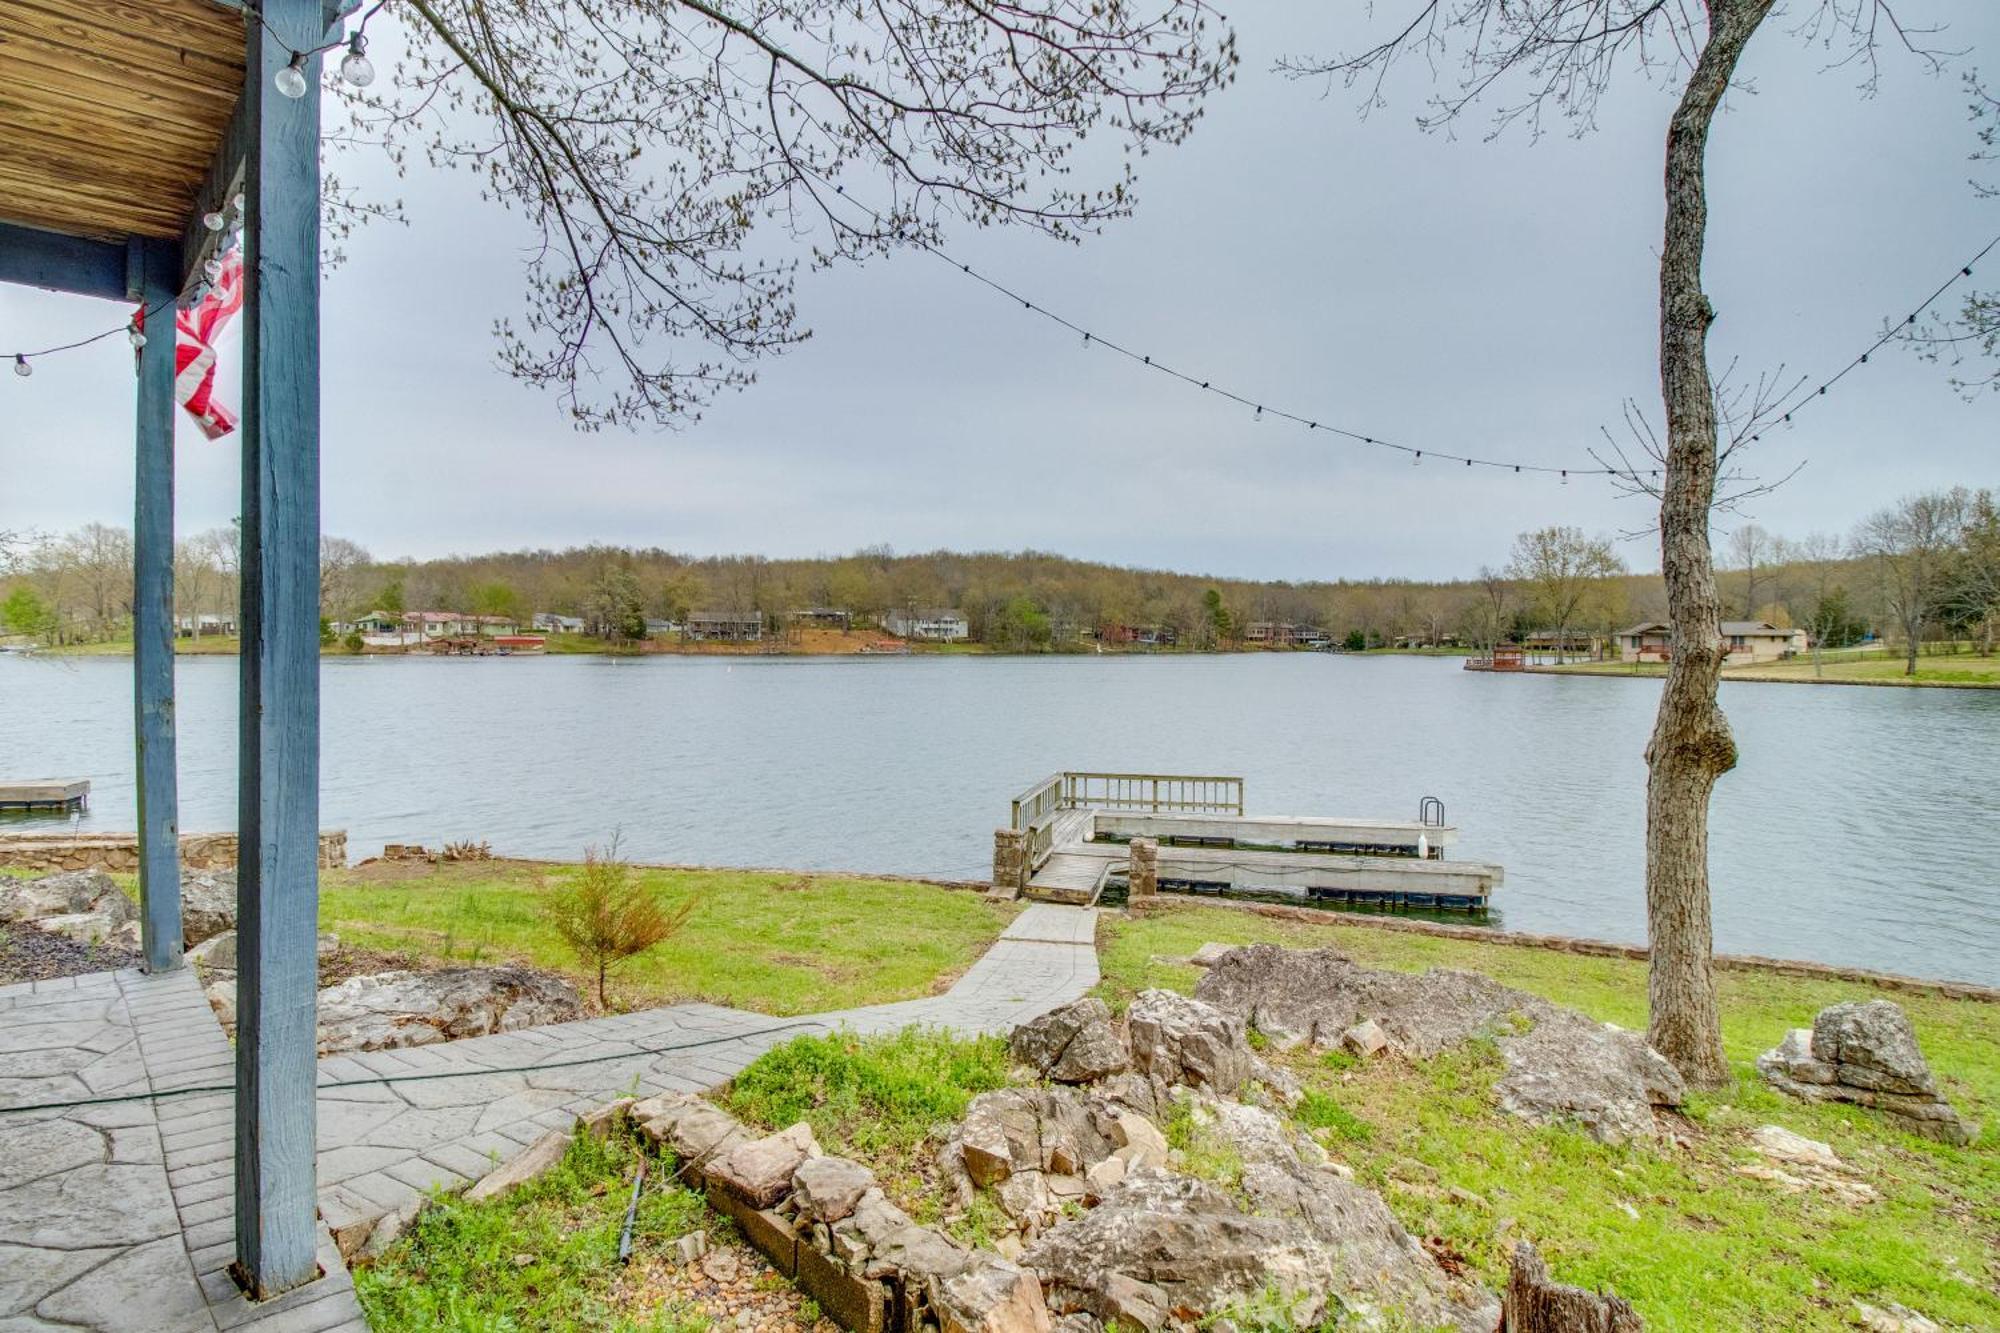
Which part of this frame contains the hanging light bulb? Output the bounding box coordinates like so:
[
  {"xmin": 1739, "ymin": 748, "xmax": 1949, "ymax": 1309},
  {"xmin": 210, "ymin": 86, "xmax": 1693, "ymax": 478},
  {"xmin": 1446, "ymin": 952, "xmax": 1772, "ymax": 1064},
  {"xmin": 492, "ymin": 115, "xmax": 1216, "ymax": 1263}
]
[
  {"xmin": 127, "ymin": 322, "xmax": 147, "ymax": 350},
  {"xmin": 275, "ymin": 51, "xmax": 310, "ymax": 99},
  {"xmin": 339, "ymin": 33, "xmax": 375, "ymax": 87},
  {"xmin": 232, "ymin": 191, "xmax": 246, "ymax": 216},
  {"xmin": 202, "ymin": 209, "xmax": 227, "ymax": 232},
  {"xmin": 12, "ymin": 355, "xmax": 30, "ymax": 378},
  {"xmin": 204, "ymin": 256, "xmax": 223, "ymax": 282}
]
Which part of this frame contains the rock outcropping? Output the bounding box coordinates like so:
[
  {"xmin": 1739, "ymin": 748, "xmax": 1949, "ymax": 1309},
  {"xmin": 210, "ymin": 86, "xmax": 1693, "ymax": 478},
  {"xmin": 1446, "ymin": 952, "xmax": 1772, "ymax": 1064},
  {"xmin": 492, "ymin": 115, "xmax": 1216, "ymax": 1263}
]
[
  {"xmin": 314, "ymin": 965, "xmax": 585, "ymax": 1054},
  {"xmin": 1194, "ymin": 944, "xmax": 1684, "ymax": 1143},
  {"xmin": 0, "ymin": 869, "xmax": 139, "ymax": 948},
  {"xmin": 1755, "ymin": 1000, "xmax": 1976, "ymax": 1145}
]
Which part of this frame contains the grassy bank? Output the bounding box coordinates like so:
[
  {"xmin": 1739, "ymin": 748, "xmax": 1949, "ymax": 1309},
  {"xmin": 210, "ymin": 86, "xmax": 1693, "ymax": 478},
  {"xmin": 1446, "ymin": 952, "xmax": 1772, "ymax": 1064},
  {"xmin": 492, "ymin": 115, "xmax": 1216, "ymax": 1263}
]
[
  {"xmin": 1097, "ymin": 905, "xmax": 1998, "ymax": 1331},
  {"xmin": 318, "ymin": 859, "xmax": 1017, "ymax": 1014},
  {"xmin": 1542, "ymin": 650, "xmax": 2000, "ymax": 688}
]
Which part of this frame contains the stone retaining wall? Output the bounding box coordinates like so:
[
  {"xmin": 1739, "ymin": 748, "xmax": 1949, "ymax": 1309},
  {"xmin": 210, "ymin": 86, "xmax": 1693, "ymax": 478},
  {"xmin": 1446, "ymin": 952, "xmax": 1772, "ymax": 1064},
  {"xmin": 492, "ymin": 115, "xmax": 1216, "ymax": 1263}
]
[
  {"xmin": 0, "ymin": 830, "xmax": 348, "ymax": 874},
  {"xmin": 1130, "ymin": 895, "xmax": 2000, "ymax": 1004}
]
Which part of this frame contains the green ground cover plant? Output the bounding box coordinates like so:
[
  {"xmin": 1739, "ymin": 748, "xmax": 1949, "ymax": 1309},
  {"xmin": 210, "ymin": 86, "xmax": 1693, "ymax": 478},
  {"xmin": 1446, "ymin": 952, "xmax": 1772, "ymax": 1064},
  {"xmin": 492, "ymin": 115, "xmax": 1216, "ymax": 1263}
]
[{"xmin": 318, "ymin": 860, "xmax": 1017, "ymax": 1014}]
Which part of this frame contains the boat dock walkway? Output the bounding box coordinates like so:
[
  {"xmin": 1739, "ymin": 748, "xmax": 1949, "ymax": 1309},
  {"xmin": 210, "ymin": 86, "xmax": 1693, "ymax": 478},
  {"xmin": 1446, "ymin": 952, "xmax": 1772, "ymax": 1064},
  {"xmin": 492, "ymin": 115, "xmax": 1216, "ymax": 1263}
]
[
  {"xmin": 1003, "ymin": 772, "xmax": 1502, "ymax": 912},
  {"xmin": 0, "ymin": 778, "xmax": 89, "ymax": 813}
]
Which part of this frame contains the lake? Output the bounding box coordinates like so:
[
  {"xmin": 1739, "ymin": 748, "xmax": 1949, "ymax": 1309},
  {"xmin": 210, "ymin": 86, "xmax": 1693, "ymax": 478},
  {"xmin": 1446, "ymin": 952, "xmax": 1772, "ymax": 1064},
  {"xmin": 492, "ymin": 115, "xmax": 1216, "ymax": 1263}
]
[{"xmin": 2, "ymin": 652, "xmax": 1996, "ymax": 985}]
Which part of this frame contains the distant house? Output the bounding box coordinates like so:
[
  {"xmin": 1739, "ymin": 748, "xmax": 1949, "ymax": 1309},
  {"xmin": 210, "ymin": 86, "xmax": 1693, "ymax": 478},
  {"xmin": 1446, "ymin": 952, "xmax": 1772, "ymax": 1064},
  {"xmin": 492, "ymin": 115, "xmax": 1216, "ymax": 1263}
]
[
  {"xmin": 1617, "ymin": 620, "xmax": 1807, "ymax": 664},
  {"xmin": 1097, "ymin": 623, "xmax": 1178, "ymax": 647},
  {"xmin": 1242, "ymin": 621, "xmax": 1324, "ymax": 647},
  {"xmin": 533, "ymin": 613, "xmax": 586, "ymax": 635},
  {"xmin": 402, "ymin": 610, "xmax": 482, "ymax": 637},
  {"xmin": 685, "ymin": 610, "xmax": 765, "ymax": 642},
  {"xmin": 1523, "ymin": 629, "xmax": 1602, "ymax": 659},
  {"xmin": 882, "ymin": 608, "xmax": 970, "ymax": 642},
  {"xmin": 176, "ymin": 613, "xmax": 237, "ymax": 636},
  {"xmin": 643, "ymin": 618, "xmax": 681, "ymax": 637},
  {"xmin": 791, "ymin": 607, "xmax": 853, "ymax": 630},
  {"xmin": 352, "ymin": 610, "xmax": 401, "ymax": 634}
]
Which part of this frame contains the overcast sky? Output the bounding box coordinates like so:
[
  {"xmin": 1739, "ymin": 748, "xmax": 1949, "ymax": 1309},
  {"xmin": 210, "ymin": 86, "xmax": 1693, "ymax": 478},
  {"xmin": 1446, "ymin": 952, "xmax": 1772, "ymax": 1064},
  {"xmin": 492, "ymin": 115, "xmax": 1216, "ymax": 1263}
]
[{"xmin": 3, "ymin": 3, "xmax": 1995, "ymax": 582}]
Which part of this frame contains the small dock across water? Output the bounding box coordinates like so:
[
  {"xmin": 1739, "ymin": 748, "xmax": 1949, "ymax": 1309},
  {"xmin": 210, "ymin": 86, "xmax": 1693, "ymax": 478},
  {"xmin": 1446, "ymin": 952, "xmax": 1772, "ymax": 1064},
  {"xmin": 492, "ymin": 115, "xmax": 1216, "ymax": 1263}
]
[
  {"xmin": 995, "ymin": 772, "xmax": 1501, "ymax": 911},
  {"xmin": 0, "ymin": 778, "xmax": 89, "ymax": 813}
]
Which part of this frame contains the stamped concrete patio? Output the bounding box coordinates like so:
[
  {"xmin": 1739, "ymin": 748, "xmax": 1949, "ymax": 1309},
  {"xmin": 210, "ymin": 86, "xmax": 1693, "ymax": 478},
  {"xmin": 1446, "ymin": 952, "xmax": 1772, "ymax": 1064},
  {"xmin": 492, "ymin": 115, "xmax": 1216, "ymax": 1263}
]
[{"xmin": 0, "ymin": 903, "xmax": 1097, "ymax": 1331}]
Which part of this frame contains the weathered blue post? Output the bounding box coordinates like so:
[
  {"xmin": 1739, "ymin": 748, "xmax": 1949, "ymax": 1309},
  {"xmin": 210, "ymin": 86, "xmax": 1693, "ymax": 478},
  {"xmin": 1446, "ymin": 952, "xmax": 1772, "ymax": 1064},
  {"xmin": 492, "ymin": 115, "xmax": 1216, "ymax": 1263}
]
[
  {"xmin": 233, "ymin": 0, "xmax": 324, "ymax": 1298},
  {"xmin": 133, "ymin": 238, "xmax": 183, "ymax": 974}
]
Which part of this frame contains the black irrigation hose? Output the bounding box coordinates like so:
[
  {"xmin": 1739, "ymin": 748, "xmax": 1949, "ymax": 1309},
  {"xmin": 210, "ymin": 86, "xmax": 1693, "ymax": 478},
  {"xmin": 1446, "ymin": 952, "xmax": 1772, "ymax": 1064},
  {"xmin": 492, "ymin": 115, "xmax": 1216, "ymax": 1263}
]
[{"xmin": 0, "ymin": 1017, "xmax": 831, "ymax": 1117}]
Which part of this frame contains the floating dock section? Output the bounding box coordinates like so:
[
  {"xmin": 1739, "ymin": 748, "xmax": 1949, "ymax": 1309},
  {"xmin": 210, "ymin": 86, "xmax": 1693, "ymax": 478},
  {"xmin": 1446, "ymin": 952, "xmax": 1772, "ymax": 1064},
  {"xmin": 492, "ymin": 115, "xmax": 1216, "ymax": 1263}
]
[
  {"xmin": 0, "ymin": 778, "xmax": 89, "ymax": 813},
  {"xmin": 994, "ymin": 772, "xmax": 1499, "ymax": 911}
]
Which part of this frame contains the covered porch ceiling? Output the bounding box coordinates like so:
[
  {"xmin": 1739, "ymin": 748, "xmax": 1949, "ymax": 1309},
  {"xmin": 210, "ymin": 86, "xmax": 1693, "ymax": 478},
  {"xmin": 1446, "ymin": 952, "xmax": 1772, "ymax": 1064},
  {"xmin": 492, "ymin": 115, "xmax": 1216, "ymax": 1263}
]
[{"xmin": 0, "ymin": 0, "xmax": 245, "ymax": 283}]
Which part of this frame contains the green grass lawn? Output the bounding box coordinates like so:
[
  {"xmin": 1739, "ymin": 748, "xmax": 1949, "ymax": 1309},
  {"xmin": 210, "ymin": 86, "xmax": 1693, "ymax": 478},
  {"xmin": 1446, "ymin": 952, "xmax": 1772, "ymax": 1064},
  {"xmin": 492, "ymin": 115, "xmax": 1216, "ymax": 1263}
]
[
  {"xmin": 1546, "ymin": 652, "xmax": 2000, "ymax": 688},
  {"xmin": 1098, "ymin": 905, "xmax": 2000, "ymax": 1332},
  {"xmin": 319, "ymin": 860, "xmax": 1018, "ymax": 1015}
]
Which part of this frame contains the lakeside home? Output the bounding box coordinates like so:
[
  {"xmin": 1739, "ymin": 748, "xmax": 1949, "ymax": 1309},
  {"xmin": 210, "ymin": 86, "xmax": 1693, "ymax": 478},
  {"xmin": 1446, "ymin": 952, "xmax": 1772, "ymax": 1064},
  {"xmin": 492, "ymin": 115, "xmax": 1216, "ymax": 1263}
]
[
  {"xmin": 685, "ymin": 610, "xmax": 765, "ymax": 642},
  {"xmin": 1242, "ymin": 620, "xmax": 1330, "ymax": 647},
  {"xmin": 883, "ymin": 608, "xmax": 971, "ymax": 641},
  {"xmin": 1618, "ymin": 620, "xmax": 1808, "ymax": 664}
]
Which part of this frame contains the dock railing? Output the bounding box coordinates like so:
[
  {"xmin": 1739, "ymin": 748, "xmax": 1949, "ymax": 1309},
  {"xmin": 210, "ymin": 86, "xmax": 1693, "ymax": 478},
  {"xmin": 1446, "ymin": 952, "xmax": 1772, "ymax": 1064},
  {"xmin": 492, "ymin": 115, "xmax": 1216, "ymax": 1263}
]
[{"xmin": 1011, "ymin": 771, "xmax": 1246, "ymax": 873}]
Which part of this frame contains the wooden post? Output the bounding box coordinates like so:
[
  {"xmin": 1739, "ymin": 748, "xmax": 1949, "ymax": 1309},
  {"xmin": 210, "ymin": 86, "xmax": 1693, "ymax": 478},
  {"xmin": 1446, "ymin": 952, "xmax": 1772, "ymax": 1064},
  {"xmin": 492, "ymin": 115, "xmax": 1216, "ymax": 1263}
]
[
  {"xmin": 133, "ymin": 238, "xmax": 182, "ymax": 973},
  {"xmin": 233, "ymin": 0, "xmax": 324, "ymax": 1298}
]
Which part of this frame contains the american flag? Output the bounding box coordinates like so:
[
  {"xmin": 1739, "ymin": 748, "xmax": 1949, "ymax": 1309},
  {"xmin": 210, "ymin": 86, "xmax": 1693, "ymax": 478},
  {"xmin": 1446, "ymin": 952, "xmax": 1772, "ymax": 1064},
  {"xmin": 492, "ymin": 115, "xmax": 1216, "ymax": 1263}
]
[{"xmin": 135, "ymin": 244, "xmax": 243, "ymax": 439}]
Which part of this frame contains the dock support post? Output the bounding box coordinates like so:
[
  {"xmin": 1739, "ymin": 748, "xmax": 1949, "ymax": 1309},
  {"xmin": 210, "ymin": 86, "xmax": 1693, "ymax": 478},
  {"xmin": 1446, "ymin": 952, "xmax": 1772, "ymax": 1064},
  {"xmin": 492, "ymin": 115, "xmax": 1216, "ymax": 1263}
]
[
  {"xmin": 233, "ymin": 0, "xmax": 324, "ymax": 1298},
  {"xmin": 133, "ymin": 238, "xmax": 182, "ymax": 973},
  {"xmin": 991, "ymin": 828, "xmax": 1027, "ymax": 897},
  {"xmin": 1128, "ymin": 838, "xmax": 1159, "ymax": 898}
]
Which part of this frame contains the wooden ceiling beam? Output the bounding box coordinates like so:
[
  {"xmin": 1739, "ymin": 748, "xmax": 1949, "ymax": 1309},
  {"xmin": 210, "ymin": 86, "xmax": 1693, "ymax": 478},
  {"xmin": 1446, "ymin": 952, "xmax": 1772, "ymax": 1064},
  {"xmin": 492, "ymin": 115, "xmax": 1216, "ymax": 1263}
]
[{"xmin": 0, "ymin": 218, "xmax": 130, "ymax": 300}]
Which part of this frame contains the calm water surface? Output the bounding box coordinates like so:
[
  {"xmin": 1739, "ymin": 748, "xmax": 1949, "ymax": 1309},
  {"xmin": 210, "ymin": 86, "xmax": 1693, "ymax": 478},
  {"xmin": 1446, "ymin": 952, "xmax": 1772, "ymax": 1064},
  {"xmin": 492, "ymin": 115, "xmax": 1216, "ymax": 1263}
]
[{"xmin": 2, "ymin": 653, "xmax": 1995, "ymax": 985}]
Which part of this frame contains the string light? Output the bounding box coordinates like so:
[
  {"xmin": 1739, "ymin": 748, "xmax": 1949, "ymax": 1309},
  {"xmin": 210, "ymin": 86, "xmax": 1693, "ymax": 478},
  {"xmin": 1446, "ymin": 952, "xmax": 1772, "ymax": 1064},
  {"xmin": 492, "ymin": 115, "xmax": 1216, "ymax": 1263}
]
[
  {"xmin": 13, "ymin": 355, "xmax": 30, "ymax": 379},
  {"xmin": 274, "ymin": 51, "xmax": 310, "ymax": 99},
  {"xmin": 201, "ymin": 210, "xmax": 227, "ymax": 232},
  {"xmin": 339, "ymin": 34, "xmax": 375, "ymax": 88},
  {"xmin": 127, "ymin": 322, "xmax": 146, "ymax": 351}
]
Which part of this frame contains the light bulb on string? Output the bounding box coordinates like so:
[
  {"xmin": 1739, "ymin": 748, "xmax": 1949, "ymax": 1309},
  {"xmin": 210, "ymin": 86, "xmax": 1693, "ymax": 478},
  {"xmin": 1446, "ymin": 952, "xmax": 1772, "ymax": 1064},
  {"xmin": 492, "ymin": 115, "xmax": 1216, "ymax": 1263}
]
[
  {"xmin": 203, "ymin": 256, "xmax": 223, "ymax": 282},
  {"xmin": 338, "ymin": 33, "xmax": 374, "ymax": 87},
  {"xmin": 202, "ymin": 210, "xmax": 227, "ymax": 232},
  {"xmin": 275, "ymin": 51, "xmax": 310, "ymax": 99},
  {"xmin": 12, "ymin": 355, "xmax": 30, "ymax": 379},
  {"xmin": 127, "ymin": 322, "xmax": 146, "ymax": 350}
]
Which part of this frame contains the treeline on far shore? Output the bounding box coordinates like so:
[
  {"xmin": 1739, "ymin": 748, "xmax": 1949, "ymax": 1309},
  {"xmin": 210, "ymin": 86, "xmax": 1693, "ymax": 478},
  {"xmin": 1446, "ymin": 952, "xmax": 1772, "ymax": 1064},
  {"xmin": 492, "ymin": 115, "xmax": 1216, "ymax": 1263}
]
[{"xmin": 2, "ymin": 486, "xmax": 1995, "ymax": 657}]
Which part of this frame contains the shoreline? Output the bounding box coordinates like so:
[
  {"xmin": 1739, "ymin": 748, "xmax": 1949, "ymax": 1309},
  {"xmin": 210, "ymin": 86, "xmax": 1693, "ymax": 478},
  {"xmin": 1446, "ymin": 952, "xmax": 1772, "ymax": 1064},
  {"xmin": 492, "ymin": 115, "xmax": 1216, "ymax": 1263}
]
[
  {"xmin": 1523, "ymin": 662, "xmax": 2000, "ymax": 692},
  {"xmin": 352, "ymin": 853, "xmax": 2000, "ymax": 1001}
]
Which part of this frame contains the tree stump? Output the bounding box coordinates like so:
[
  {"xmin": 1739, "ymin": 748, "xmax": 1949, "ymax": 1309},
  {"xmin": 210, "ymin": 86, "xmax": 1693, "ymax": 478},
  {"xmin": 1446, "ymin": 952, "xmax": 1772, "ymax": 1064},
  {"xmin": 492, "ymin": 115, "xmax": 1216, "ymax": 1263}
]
[{"xmin": 1502, "ymin": 1242, "xmax": 1643, "ymax": 1332}]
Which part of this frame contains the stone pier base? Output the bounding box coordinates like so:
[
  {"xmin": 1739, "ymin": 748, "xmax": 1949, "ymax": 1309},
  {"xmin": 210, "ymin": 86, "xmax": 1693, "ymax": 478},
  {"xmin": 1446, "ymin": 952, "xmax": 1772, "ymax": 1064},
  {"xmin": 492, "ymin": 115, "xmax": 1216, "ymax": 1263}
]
[
  {"xmin": 990, "ymin": 828, "xmax": 1028, "ymax": 899},
  {"xmin": 1128, "ymin": 837, "xmax": 1158, "ymax": 898}
]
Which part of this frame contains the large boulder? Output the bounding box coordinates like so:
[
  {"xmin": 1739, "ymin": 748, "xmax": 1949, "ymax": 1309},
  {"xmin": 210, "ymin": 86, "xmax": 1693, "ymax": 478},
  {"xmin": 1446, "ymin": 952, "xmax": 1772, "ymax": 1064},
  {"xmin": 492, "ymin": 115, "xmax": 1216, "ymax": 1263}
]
[
  {"xmin": 0, "ymin": 870, "xmax": 135, "ymax": 928},
  {"xmin": 315, "ymin": 966, "xmax": 584, "ymax": 1054},
  {"xmin": 178, "ymin": 869, "xmax": 236, "ymax": 947},
  {"xmin": 1196, "ymin": 946, "xmax": 1683, "ymax": 1144},
  {"xmin": 935, "ymin": 1254, "xmax": 1055, "ymax": 1333},
  {"xmin": 1756, "ymin": 1001, "xmax": 1976, "ymax": 1145},
  {"xmin": 1012, "ymin": 999, "xmax": 1130, "ymax": 1084},
  {"xmin": 952, "ymin": 1087, "xmax": 1122, "ymax": 1188},
  {"xmin": 1125, "ymin": 990, "xmax": 1255, "ymax": 1096},
  {"xmin": 1022, "ymin": 1163, "xmax": 1494, "ymax": 1333}
]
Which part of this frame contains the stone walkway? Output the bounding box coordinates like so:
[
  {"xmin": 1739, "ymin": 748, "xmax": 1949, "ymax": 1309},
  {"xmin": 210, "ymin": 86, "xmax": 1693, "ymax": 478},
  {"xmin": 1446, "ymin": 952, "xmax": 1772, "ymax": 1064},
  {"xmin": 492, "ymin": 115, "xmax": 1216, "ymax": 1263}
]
[{"xmin": 0, "ymin": 903, "xmax": 1096, "ymax": 1331}]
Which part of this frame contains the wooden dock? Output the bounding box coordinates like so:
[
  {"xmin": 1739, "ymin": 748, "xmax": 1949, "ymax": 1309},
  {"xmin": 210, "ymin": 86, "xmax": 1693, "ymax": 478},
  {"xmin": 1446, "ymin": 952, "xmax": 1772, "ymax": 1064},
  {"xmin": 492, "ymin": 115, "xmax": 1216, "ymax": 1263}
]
[
  {"xmin": 0, "ymin": 778, "xmax": 89, "ymax": 813},
  {"xmin": 1005, "ymin": 772, "xmax": 1500, "ymax": 911}
]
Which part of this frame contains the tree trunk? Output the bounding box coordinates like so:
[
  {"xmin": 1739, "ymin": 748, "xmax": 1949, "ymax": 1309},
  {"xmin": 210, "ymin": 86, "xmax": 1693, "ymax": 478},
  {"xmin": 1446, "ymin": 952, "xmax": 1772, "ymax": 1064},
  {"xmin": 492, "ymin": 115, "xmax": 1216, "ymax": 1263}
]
[
  {"xmin": 1503, "ymin": 1242, "xmax": 1644, "ymax": 1332},
  {"xmin": 1646, "ymin": 0, "xmax": 1770, "ymax": 1091}
]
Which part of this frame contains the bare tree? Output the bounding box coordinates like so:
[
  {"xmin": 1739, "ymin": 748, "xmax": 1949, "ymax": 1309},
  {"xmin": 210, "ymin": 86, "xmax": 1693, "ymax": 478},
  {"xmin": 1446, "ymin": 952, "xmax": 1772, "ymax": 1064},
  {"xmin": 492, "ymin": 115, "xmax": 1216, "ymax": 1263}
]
[
  {"xmin": 1783, "ymin": 532, "xmax": 1850, "ymax": 677},
  {"xmin": 340, "ymin": 0, "xmax": 1237, "ymax": 427},
  {"xmin": 1506, "ymin": 527, "xmax": 1624, "ymax": 659},
  {"xmin": 319, "ymin": 535, "xmax": 375, "ymax": 622},
  {"xmin": 1856, "ymin": 488, "xmax": 1972, "ymax": 675},
  {"xmin": 1724, "ymin": 523, "xmax": 1773, "ymax": 619},
  {"xmin": 1283, "ymin": 0, "xmax": 1951, "ymax": 1087},
  {"xmin": 1908, "ymin": 76, "xmax": 1999, "ymax": 394}
]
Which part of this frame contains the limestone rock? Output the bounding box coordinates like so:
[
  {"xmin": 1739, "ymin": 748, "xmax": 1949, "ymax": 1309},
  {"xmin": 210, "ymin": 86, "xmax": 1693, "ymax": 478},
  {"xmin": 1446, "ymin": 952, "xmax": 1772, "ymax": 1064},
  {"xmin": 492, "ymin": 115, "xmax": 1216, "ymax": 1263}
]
[
  {"xmin": 711, "ymin": 1122, "xmax": 822, "ymax": 1208},
  {"xmin": 577, "ymin": 1097, "xmax": 635, "ymax": 1141},
  {"xmin": 1108, "ymin": 1112, "xmax": 1167, "ymax": 1169},
  {"xmin": 1126, "ymin": 989, "xmax": 1255, "ymax": 1096},
  {"xmin": 951, "ymin": 1087, "xmax": 1120, "ymax": 1191},
  {"xmin": 632, "ymin": 1093, "xmax": 752, "ymax": 1164},
  {"xmin": 935, "ymin": 1254, "xmax": 1054, "ymax": 1333},
  {"xmin": 465, "ymin": 1128, "xmax": 572, "ymax": 1203},
  {"xmin": 178, "ymin": 869, "xmax": 236, "ymax": 947},
  {"xmin": 1012, "ymin": 998, "xmax": 1129, "ymax": 1084},
  {"xmin": 1852, "ymin": 1301, "xmax": 1942, "ymax": 1332},
  {"xmin": 794, "ymin": 1155, "xmax": 876, "ymax": 1223},
  {"xmin": 676, "ymin": 1231, "xmax": 710, "ymax": 1266},
  {"xmin": 1751, "ymin": 1125, "xmax": 1840, "ymax": 1171},
  {"xmin": 1023, "ymin": 1165, "xmax": 1492, "ymax": 1333},
  {"xmin": 0, "ymin": 869, "xmax": 133, "ymax": 926},
  {"xmin": 1197, "ymin": 946, "xmax": 1683, "ymax": 1144},
  {"xmin": 1340, "ymin": 1020, "xmax": 1387, "ymax": 1059},
  {"xmin": 36, "ymin": 911, "xmax": 134, "ymax": 947},
  {"xmin": 314, "ymin": 965, "xmax": 585, "ymax": 1055},
  {"xmin": 1756, "ymin": 1002, "xmax": 1976, "ymax": 1145},
  {"xmin": 1188, "ymin": 942, "xmax": 1236, "ymax": 969}
]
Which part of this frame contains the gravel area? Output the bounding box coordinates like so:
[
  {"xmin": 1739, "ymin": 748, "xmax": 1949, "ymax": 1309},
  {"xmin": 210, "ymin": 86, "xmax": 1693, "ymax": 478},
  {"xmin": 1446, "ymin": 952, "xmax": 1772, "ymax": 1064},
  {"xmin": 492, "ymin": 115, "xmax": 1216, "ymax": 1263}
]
[{"xmin": 0, "ymin": 920, "xmax": 142, "ymax": 985}]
